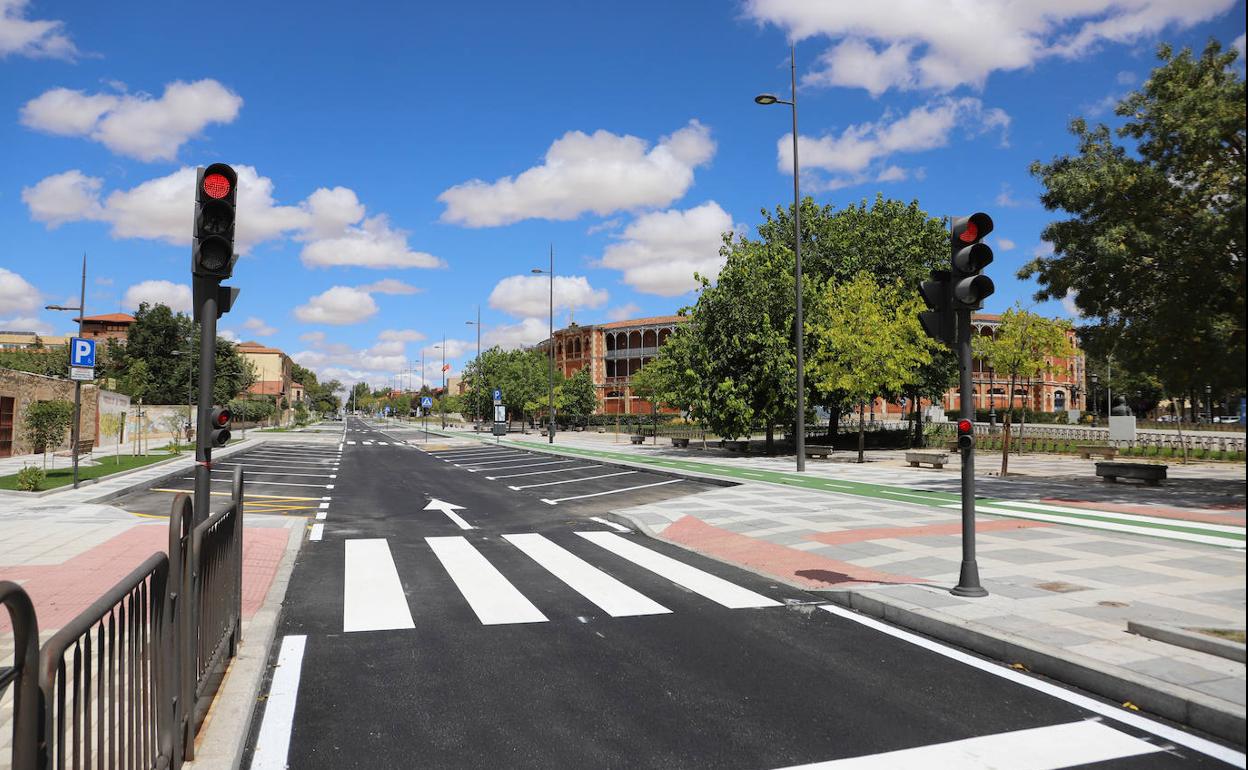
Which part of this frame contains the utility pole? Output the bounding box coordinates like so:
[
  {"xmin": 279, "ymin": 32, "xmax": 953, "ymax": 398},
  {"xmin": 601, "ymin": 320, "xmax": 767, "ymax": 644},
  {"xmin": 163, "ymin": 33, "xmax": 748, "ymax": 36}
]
[
  {"xmin": 441, "ymin": 335, "xmax": 447, "ymax": 429},
  {"xmin": 69, "ymin": 256, "xmax": 86, "ymax": 489}
]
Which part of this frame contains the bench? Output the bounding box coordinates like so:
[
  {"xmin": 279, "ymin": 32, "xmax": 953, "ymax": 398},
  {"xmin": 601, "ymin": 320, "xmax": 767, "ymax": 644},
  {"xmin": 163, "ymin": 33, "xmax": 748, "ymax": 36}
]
[
  {"xmin": 906, "ymin": 451, "xmax": 950, "ymax": 469},
  {"xmin": 630, "ymin": 434, "xmax": 645, "ymax": 445},
  {"xmin": 1096, "ymin": 461, "xmax": 1167, "ymax": 486},
  {"xmin": 805, "ymin": 444, "xmax": 833, "ymax": 459},
  {"xmin": 1077, "ymin": 444, "xmax": 1117, "ymax": 460},
  {"xmin": 671, "ymin": 437, "xmax": 690, "ymax": 448},
  {"xmin": 725, "ymin": 440, "xmax": 749, "ymax": 452},
  {"xmin": 54, "ymin": 439, "xmax": 94, "ymax": 458}
]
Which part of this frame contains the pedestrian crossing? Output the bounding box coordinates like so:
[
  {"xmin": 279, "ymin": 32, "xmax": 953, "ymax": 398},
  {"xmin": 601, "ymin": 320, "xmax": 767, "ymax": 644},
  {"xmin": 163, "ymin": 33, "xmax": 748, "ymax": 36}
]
[
  {"xmin": 341, "ymin": 531, "xmax": 782, "ymax": 632},
  {"xmin": 344, "ymin": 440, "xmax": 405, "ymax": 446}
]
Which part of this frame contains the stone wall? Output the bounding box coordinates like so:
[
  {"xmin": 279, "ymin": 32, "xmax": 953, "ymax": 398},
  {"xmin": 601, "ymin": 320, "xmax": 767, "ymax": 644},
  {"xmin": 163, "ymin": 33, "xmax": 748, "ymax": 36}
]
[{"xmin": 0, "ymin": 367, "xmax": 98, "ymax": 456}]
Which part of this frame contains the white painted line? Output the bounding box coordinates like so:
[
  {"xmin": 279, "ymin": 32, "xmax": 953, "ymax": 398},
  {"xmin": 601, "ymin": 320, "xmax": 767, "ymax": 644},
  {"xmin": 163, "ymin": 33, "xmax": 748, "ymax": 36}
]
[
  {"xmin": 309, "ymin": 523, "xmax": 324, "ymax": 541},
  {"xmin": 210, "ymin": 469, "xmax": 338, "ymax": 478},
  {"xmin": 542, "ymin": 479, "xmax": 683, "ymax": 504},
  {"xmin": 461, "ymin": 456, "xmax": 557, "ymax": 469},
  {"xmin": 819, "ymin": 605, "xmax": 1244, "ymax": 767},
  {"xmin": 318, "ymin": 502, "xmax": 330, "ymax": 509},
  {"xmin": 363, "ymin": 441, "xmax": 374, "ymax": 445},
  {"xmin": 488, "ymin": 464, "xmax": 602, "ymax": 481},
  {"xmin": 503, "ymin": 534, "xmax": 670, "ymax": 617},
  {"xmin": 181, "ymin": 477, "xmax": 331, "ymax": 490},
  {"xmin": 576, "ymin": 532, "xmax": 782, "ymax": 609},
  {"xmin": 443, "ymin": 511, "xmax": 473, "ymax": 530},
  {"xmin": 769, "ymin": 720, "xmax": 1161, "ymax": 769},
  {"xmin": 375, "ymin": 441, "xmax": 388, "ymax": 445},
  {"xmin": 347, "ymin": 441, "xmax": 357, "ymax": 445},
  {"xmin": 426, "ymin": 536, "xmax": 547, "ymax": 625},
  {"xmin": 589, "ymin": 516, "xmax": 630, "ymax": 533},
  {"xmin": 471, "ymin": 459, "xmax": 575, "ymax": 473},
  {"xmin": 315, "ymin": 510, "xmax": 327, "ymax": 520},
  {"xmin": 440, "ymin": 451, "xmax": 523, "ymax": 462},
  {"xmin": 948, "ymin": 503, "xmax": 1243, "ymax": 548},
  {"xmin": 986, "ymin": 500, "xmax": 1245, "ymax": 534},
  {"xmin": 219, "ymin": 460, "xmax": 340, "ymax": 470},
  {"xmin": 249, "ymin": 635, "xmax": 307, "ymax": 770},
  {"xmin": 509, "ymin": 470, "xmax": 637, "ymax": 490},
  {"xmin": 327, "ymin": 484, "xmax": 335, "ymax": 489},
  {"xmin": 343, "ymin": 539, "xmax": 415, "ymax": 633}
]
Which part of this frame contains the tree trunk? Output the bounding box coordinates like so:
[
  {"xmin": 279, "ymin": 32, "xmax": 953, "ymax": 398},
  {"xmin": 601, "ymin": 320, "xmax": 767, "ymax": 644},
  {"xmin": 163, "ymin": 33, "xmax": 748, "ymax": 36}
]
[
  {"xmin": 1174, "ymin": 396, "xmax": 1189, "ymax": 464},
  {"xmin": 765, "ymin": 424, "xmax": 774, "ymax": 455},
  {"xmin": 857, "ymin": 404, "xmax": 866, "ymax": 463},
  {"xmin": 1001, "ymin": 413, "xmax": 1011, "ymax": 475},
  {"xmin": 825, "ymin": 404, "xmax": 841, "ymax": 443}
]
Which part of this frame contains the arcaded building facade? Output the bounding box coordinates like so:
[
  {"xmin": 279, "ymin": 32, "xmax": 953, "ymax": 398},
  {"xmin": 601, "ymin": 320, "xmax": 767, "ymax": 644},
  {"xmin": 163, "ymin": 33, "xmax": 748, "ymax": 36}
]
[{"xmin": 546, "ymin": 315, "xmax": 685, "ymax": 415}]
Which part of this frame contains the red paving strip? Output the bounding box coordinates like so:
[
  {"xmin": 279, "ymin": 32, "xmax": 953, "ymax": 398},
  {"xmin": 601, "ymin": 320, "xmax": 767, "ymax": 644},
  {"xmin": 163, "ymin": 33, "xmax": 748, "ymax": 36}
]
[
  {"xmin": 810, "ymin": 519, "xmax": 1052, "ymax": 546},
  {"xmin": 1041, "ymin": 498, "xmax": 1246, "ymax": 526},
  {"xmin": 660, "ymin": 515, "xmax": 923, "ymax": 588},
  {"xmin": 1, "ymin": 524, "xmax": 289, "ymax": 634}
]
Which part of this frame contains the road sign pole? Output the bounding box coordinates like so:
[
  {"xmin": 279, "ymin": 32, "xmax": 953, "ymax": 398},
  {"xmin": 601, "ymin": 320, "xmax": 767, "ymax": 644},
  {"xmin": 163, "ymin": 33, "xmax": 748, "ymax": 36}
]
[
  {"xmin": 952, "ymin": 308, "xmax": 987, "ymax": 597},
  {"xmin": 70, "ymin": 256, "xmax": 86, "ymax": 489},
  {"xmin": 193, "ymin": 280, "xmax": 218, "ymax": 525}
]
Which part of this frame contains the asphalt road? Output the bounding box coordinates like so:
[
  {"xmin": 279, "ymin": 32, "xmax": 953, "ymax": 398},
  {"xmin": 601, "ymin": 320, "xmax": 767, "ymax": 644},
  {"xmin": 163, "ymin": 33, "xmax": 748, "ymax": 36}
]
[{"xmin": 239, "ymin": 418, "xmax": 1242, "ymax": 769}]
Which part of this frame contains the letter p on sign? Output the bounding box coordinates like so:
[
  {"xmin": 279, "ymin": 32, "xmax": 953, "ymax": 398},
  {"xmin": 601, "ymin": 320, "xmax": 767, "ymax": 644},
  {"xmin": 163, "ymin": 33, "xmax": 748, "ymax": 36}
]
[{"xmin": 71, "ymin": 337, "xmax": 96, "ymax": 368}]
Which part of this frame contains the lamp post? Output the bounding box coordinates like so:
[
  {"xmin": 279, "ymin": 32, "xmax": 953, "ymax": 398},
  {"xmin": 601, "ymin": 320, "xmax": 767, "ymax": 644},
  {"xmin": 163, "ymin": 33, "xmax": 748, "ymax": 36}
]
[
  {"xmin": 1089, "ymin": 372, "xmax": 1100, "ymax": 428},
  {"xmin": 988, "ymin": 367, "xmax": 997, "ymax": 426},
  {"xmin": 441, "ymin": 335, "xmax": 447, "ymax": 428},
  {"xmin": 44, "ymin": 254, "xmax": 88, "ymax": 488},
  {"xmin": 532, "ymin": 245, "xmax": 555, "ymax": 444},
  {"xmin": 755, "ymin": 45, "xmax": 806, "ymax": 472},
  {"xmin": 466, "ymin": 305, "xmax": 481, "ymax": 424},
  {"xmin": 1205, "ymin": 383, "xmax": 1213, "ymax": 423}
]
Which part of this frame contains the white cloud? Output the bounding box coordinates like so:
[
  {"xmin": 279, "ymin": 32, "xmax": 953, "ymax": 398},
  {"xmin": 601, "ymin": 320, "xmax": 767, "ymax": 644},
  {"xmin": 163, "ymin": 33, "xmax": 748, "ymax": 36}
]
[
  {"xmin": 1232, "ymin": 33, "xmax": 1245, "ymax": 65},
  {"xmin": 218, "ymin": 329, "xmax": 239, "ymax": 342},
  {"xmin": 995, "ymin": 184, "xmax": 1021, "ymax": 207},
  {"xmin": 294, "ymin": 287, "xmax": 378, "ymax": 325},
  {"xmin": 482, "ymin": 318, "xmax": 548, "ymax": 350},
  {"xmin": 421, "ymin": 339, "xmax": 473, "ymax": 360},
  {"xmin": 21, "ymin": 80, "xmax": 242, "ymax": 161},
  {"xmin": 438, "ymin": 120, "xmax": 715, "ymax": 227},
  {"xmin": 780, "ymin": 97, "xmax": 1009, "ymax": 186},
  {"xmin": 996, "ymin": 238, "xmax": 1016, "ymax": 251},
  {"xmin": 0, "ymin": 0, "xmax": 76, "ymax": 59},
  {"xmin": 23, "ymin": 166, "xmax": 443, "ymax": 269},
  {"xmin": 1061, "ymin": 288, "xmax": 1082, "ymax": 318},
  {"xmin": 488, "ymin": 275, "xmax": 608, "ymax": 318},
  {"xmin": 299, "ymin": 331, "xmax": 326, "ymax": 344},
  {"xmin": 123, "ymin": 279, "xmax": 191, "ymax": 313},
  {"xmin": 1032, "ymin": 241, "xmax": 1055, "ymax": 258},
  {"xmin": 875, "ymin": 165, "xmax": 908, "ymax": 182},
  {"xmin": 1116, "ymin": 70, "xmax": 1138, "ymax": 85},
  {"xmin": 599, "ymin": 201, "xmax": 735, "ymax": 296},
  {"xmin": 608, "ymin": 303, "xmax": 642, "ymax": 322},
  {"xmin": 746, "ymin": 0, "xmax": 1237, "ymax": 94},
  {"xmin": 0, "ymin": 267, "xmax": 41, "ymax": 315},
  {"xmin": 0, "ymin": 315, "xmax": 55, "ymax": 335},
  {"xmin": 358, "ymin": 278, "xmax": 421, "ymax": 295},
  {"xmin": 378, "ymin": 328, "xmax": 426, "ymax": 342},
  {"xmin": 241, "ymin": 316, "xmax": 277, "ymax": 336}
]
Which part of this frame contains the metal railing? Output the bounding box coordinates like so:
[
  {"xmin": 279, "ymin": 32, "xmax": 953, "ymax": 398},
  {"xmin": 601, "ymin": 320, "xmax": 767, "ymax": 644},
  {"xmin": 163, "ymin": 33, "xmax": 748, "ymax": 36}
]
[{"xmin": 4, "ymin": 467, "xmax": 245, "ymax": 770}]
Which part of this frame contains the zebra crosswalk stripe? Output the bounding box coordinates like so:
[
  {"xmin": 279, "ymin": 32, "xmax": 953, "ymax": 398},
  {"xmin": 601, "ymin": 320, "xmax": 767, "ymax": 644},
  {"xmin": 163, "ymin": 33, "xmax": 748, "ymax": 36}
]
[
  {"xmin": 426, "ymin": 536, "xmax": 548, "ymax": 625},
  {"xmin": 503, "ymin": 534, "xmax": 670, "ymax": 617}
]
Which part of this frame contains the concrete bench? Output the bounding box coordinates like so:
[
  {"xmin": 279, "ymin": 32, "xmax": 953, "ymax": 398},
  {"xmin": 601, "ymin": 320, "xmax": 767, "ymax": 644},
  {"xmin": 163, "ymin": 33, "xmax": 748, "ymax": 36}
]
[
  {"xmin": 805, "ymin": 444, "xmax": 833, "ymax": 459},
  {"xmin": 1096, "ymin": 461, "xmax": 1167, "ymax": 486},
  {"xmin": 905, "ymin": 451, "xmax": 950, "ymax": 469},
  {"xmin": 671, "ymin": 437, "xmax": 689, "ymax": 448},
  {"xmin": 1077, "ymin": 444, "xmax": 1117, "ymax": 459},
  {"xmin": 630, "ymin": 434, "xmax": 645, "ymax": 445}
]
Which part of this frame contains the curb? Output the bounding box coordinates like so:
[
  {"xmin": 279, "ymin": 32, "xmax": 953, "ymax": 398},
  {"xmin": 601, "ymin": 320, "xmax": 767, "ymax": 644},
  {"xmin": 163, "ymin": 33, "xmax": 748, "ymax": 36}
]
[
  {"xmin": 0, "ymin": 451, "xmax": 187, "ymax": 499},
  {"xmin": 1129, "ymin": 621, "xmax": 1247, "ymax": 663},
  {"xmin": 85, "ymin": 439, "xmax": 264, "ymax": 505},
  {"xmin": 184, "ymin": 521, "xmax": 305, "ymax": 769}
]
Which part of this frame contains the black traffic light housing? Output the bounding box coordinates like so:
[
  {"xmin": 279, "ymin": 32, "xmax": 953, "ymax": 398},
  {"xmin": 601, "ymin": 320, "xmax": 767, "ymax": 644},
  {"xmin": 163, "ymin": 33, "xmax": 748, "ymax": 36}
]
[
  {"xmin": 956, "ymin": 418, "xmax": 974, "ymax": 451},
  {"xmin": 208, "ymin": 406, "xmax": 232, "ymax": 447},
  {"xmin": 950, "ymin": 212, "xmax": 995, "ymax": 311},
  {"xmin": 919, "ymin": 269, "xmax": 954, "ymax": 346},
  {"xmin": 193, "ymin": 163, "xmax": 238, "ymax": 280}
]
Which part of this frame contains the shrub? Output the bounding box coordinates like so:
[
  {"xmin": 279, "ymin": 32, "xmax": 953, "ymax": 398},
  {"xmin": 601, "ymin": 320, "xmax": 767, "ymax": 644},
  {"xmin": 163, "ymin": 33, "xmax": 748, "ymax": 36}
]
[{"xmin": 16, "ymin": 465, "xmax": 45, "ymax": 492}]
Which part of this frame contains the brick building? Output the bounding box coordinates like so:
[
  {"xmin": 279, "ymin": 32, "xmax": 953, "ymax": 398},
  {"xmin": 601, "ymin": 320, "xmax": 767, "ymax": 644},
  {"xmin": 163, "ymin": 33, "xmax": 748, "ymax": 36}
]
[
  {"xmin": 0, "ymin": 368, "xmax": 99, "ymax": 457},
  {"xmin": 237, "ymin": 341, "xmax": 296, "ymax": 402},
  {"xmin": 74, "ymin": 313, "xmax": 136, "ymax": 342}
]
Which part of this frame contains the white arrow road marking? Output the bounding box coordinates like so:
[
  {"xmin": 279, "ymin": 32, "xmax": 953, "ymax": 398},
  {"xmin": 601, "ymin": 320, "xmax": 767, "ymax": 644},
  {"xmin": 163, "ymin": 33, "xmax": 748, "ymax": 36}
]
[{"xmin": 423, "ymin": 498, "xmax": 474, "ymax": 530}]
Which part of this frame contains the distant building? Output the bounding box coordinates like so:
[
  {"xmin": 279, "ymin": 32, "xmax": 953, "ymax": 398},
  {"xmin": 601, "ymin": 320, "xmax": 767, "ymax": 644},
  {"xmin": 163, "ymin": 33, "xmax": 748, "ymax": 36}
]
[
  {"xmin": 237, "ymin": 341, "xmax": 295, "ymax": 403},
  {"xmin": 0, "ymin": 331, "xmax": 70, "ymax": 350},
  {"xmin": 75, "ymin": 313, "xmax": 136, "ymax": 343}
]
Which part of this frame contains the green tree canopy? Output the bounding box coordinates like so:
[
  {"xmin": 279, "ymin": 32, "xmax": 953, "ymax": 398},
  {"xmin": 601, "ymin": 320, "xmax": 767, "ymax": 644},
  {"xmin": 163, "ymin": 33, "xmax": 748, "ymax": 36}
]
[
  {"xmin": 23, "ymin": 399, "xmax": 74, "ymax": 466},
  {"xmin": 559, "ymin": 366, "xmax": 598, "ymax": 419},
  {"xmin": 1023, "ymin": 40, "xmax": 1245, "ymax": 394}
]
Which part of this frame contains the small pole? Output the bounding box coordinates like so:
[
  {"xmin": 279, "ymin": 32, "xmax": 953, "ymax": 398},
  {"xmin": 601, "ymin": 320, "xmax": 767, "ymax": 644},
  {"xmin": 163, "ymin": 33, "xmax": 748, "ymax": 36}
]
[
  {"xmin": 548, "ymin": 245, "xmax": 555, "ymax": 444},
  {"xmin": 952, "ymin": 308, "xmax": 987, "ymax": 597},
  {"xmin": 71, "ymin": 254, "xmax": 86, "ymax": 488}
]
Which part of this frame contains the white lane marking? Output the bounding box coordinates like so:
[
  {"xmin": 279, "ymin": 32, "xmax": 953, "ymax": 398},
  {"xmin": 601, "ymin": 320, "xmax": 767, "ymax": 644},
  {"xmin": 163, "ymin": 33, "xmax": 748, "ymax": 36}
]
[
  {"xmin": 819, "ymin": 604, "xmax": 1245, "ymax": 767},
  {"xmin": 443, "ymin": 511, "xmax": 474, "ymax": 530},
  {"xmin": 769, "ymin": 720, "xmax": 1161, "ymax": 769},
  {"xmin": 210, "ymin": 469, "xmax": 338, "ymax": 478},
  {"xmin": 347, "ymin": 441, "xmax": 358, "ymax": 445},
  {"xmin": 488, "ymin": 464, "xmax": 602, "ymax": 480},
  {"xmin": 503, "ymin": 534, "xmax": 670, "ymax": 617},
  {"xmin": 541, "ymin": 479, "xmax": 683, "ymax": 504},
  {"xmin": 318, "ymin": 501, "xmax": 330, "ymax": 509},
  {"xmin": 363, "ymin": 441, "xmax": 374, "ymax": 445},
  {"xmin": 375, "ymin": 441, "xmax": 388, "ymax": 445},
  {"xmin": 440, "ymin": 452, "xmax": 524, "ymax": 463},
  {"xmin": 470, "ymin": 458, "xmax": 574, "ymax": 473},
  {"xmin": 426, "ymin": 536, "xmax": 547, "ymax": 625},
  {"xmin": 985, "ymin": 500, "xmax": 1245, "ymax": 534},
  {"xmin": 576, "ymin": 532, "xmax": 782, "ymax": 609},
  {"xmin": 338, "ymin": 443, "xmax": 343, "ymax": 451},
  {"xmin": 343, "ymin": 539, "xmax": 415, "ymax": 633},
  {"xmin": 508, "ymin": 470, "xmax": 637, "ymax": 490},
  {"xmin": 589, "ymin": 516, "xmax": 630, "ymax": 533},
  {"xmin": 180, "ymin": 477, "xmax": 331, "ymax": 489},
  {"xmin": 219, "ymin": 460, "xmax": 340, "ymax": 470},
  {"xmin": 946, "ymin": 503, "xmax": 1243, "ymax": 548},
  {"xmin": 250, "ymin": 635, "xmax": 307, "ymax": 770},
  {"xmin": 459, "ymin": 456, "xmax": 549, "ymax": 468},
  {"xmin": 315, "ymin": 510, "xmax": 327, "ymax": 521},
  {"xmin": 309, "ymin": 523, "xmax": 324, "ymax": 541}
]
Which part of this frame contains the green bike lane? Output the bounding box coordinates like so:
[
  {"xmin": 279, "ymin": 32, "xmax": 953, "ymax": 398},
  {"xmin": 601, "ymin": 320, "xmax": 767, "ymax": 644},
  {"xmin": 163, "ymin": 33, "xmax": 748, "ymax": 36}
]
[{"xmin": 419, "ymin": 427, "xmax": 1245, "ymax": 550}]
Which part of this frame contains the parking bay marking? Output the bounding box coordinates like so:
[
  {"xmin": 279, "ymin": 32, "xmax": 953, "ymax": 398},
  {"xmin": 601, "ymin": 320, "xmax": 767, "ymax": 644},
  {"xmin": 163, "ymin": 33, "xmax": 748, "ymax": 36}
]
[
  {"xmin": 508, "ymin": 470, "xmax": 637, "ymax": 490},
  {"xmin": 488, "ymin": 464, "xmax": 602, "ymax": 481},
  {"xmin": 542, "ymin": 479, "xmax": 683, "ymax": 505}
]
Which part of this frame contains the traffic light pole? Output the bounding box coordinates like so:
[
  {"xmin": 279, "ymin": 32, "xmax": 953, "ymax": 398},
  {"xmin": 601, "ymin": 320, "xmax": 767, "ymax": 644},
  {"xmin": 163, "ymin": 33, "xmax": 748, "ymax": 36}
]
[
  {"xmin": 193, "ymin": 281, "xmax": 218, "ymax": 526},
  {"xmin": 952, "ymin": 308, "xmax": 987, "ymax": 597}
]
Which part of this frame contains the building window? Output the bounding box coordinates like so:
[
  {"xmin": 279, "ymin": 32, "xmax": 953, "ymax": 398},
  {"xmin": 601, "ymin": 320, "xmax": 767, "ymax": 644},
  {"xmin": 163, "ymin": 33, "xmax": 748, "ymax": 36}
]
[{"xmin": 1054, "ymin": 390, "xmax": 1066, "ymax": 410}]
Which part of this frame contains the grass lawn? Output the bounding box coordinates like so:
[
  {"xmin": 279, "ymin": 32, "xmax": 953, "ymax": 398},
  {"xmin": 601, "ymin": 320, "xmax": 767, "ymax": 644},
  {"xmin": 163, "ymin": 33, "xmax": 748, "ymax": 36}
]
[{"xmin": 0, "ymin": 451, "xmax": 180, "ymax": 491}]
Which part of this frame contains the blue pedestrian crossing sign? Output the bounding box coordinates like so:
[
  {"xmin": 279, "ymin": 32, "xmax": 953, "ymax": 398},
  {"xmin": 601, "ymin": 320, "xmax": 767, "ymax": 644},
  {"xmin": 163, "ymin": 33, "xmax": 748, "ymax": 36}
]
[
  {"xmin": 70, "ymin": 337, "xmax": 96, "ymax": 367},
  {"xmin": 421, "ymin": 396, "xmax": 433, "ymax": 409}
]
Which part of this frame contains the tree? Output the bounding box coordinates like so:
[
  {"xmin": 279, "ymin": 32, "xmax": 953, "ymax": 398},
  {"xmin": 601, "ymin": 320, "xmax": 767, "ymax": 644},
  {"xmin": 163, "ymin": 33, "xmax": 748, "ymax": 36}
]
[
  {"xmin": 0, "ymin": 345, "xmax": 68, "ymax": 378},
  {"xmin": 123, "ymin": 359, "xmax": 152, "ymax": 454},
  {"xmin": 1023, "ymin": 40, "xmax": 1245, "ymax": 400},
  {"xmin": 809, "ymin": 273, "xmax": 934, "ymax": 462},
  {"xmin": 559, "ymin": 367, "xmax": 598, "ymax": 423},
  {"xmin": 23, "ymin": 399, "xmax": 74, "ymax": 468}
]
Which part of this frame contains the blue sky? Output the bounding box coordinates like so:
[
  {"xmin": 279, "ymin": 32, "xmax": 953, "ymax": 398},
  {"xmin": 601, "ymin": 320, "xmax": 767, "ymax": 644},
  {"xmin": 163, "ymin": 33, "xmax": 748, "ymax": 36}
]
[{"xmin": 1, "ymin": 0, "xmax": 1244, "ymax": 389}]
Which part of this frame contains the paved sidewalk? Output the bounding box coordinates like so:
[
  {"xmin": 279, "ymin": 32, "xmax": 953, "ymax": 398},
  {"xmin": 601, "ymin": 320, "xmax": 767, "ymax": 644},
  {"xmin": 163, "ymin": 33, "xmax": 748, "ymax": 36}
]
[{"xmin": 436, "ymin": 424, "xmax": 1247, "ymax": 744}]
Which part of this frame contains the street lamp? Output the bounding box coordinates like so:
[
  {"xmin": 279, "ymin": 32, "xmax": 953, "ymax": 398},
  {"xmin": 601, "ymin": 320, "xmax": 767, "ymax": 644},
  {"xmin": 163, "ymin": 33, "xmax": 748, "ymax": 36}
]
[
  {"xmin": 1205, "ymin": 383, "xmax": 1213, "ymax": 423},
  {"xmin": 1089, "ymin": 372, "xmax": 1100, "ymax": 427},
  {"xmin": 44, "ymin": 254, "xmax": 88, "ymax": 488},
  {"xmin": 532, "ymin": 245, "xmax": 555, "ymax": 444},
  {"xmin": 466, "ymin": 305, "xmax": 481, "ymax": 424},
  {"xmin": 756, "ymin": 44, "xmax": 806, "ymax": 472}
]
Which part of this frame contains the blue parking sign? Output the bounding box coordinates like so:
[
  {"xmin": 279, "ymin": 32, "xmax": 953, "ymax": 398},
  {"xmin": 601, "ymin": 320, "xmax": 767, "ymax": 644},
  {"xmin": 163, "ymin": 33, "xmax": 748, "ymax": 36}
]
[{"xmin": 70, "ymin": 337, "xmax": 96, "ymax": 367}]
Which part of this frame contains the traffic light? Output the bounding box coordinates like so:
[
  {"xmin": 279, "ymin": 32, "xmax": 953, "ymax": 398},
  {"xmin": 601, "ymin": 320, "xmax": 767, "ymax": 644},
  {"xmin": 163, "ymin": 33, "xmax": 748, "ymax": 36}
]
[
  {"xmin": 193, "ymin": 163, "xmax": 238, "ymax": 279},
  {"xmin": 956, "ymin": 418, "xmax": 974, "ymax": 451},
  {"xmin": 208, "ymin": 406, "xmax": 232, "ymax": 447},
  {"xmin": 918, "ymin": 269, "xmax": 954, "ymax": 346},
  {"xmin": 950, "ymin": 212, "xmax": 994, "ymax": 311}
]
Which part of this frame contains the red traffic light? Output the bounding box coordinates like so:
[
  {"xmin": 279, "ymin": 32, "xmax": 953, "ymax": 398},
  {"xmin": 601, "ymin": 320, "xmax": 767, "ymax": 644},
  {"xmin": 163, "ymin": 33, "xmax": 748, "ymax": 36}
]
[
  {"xmin": 958, "ymin": 221, "xmax": 978, "ymax": 243},
  {"xmin": 213, "ymin": 408, "xmax": 232, "ymax": 427},
  {"xmin": 957, "ymin": 419, "xmax": 973, "ymax": 434},
  {"xmin": 202, "ymin": 173, "xmax": 231, "ymax": 199}
]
